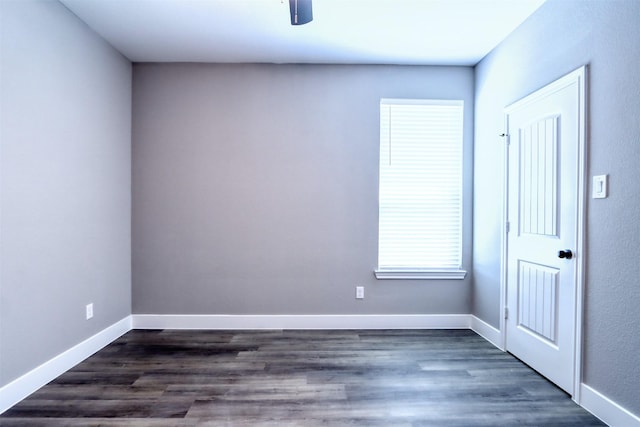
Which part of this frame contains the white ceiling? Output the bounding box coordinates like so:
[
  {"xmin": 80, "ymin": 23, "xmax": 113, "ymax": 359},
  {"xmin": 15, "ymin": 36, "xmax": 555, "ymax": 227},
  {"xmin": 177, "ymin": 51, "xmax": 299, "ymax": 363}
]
[{"xmin": 59, "ymin": 0, "xmax": 546, "ymax": 66}]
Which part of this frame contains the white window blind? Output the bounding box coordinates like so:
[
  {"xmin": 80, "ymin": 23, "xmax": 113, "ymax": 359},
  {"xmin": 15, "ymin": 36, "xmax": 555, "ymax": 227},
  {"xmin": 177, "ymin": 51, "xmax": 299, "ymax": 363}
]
[{"xmin": 376, "ymin": 99, "xmax": 464, "ymax": 279}]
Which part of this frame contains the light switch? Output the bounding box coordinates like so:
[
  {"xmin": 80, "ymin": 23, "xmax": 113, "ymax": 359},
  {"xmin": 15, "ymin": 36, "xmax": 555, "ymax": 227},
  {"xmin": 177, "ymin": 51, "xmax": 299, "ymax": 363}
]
[{"xmin": 593, "ymin": 175, "xmax": 608, "ymax": 199}]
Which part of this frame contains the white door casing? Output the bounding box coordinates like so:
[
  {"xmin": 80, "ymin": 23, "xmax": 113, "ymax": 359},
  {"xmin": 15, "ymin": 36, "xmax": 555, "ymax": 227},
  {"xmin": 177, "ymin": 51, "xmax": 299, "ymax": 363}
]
[{"xmin": 502, "ymin": 66, "xmax": 586, "ymax": 398}]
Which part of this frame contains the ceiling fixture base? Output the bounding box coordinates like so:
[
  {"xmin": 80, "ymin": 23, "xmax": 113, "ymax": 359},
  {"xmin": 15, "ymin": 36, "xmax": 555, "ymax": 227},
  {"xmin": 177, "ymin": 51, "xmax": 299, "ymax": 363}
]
[{"xmin": 289, "ymin": 0, "xmax": 312, "ymax": 25}]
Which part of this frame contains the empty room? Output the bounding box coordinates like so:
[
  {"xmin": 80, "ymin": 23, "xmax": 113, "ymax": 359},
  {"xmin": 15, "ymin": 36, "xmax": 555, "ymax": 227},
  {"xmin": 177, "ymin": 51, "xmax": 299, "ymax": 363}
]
[{"xmin": 0, "ymin": 0, "xmax": 638, "ymax": 425}]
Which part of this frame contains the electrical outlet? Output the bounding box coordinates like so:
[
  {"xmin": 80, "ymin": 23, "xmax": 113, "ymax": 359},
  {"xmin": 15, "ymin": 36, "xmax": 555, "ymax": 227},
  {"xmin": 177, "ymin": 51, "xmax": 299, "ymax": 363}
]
[
  {"xmin": 356, "ymin": 286, "xmax": 364, "ymax": 299},
  {"xmin": 86, "ymin": 303, "xmax": 94, "ymax": 320}
]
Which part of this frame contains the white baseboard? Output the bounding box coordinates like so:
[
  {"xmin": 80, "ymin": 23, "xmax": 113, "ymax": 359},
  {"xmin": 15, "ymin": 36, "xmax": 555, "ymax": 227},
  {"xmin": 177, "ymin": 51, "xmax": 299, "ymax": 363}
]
[
  {"xmin": 132, "ymin": 314, "xmax": 471, "ymax": 330},
  {"xmin": 0, "ymin": 316, "xmax": 132, "ymax": 415},
  {"xmin": 580, "ymin": 383, "xmax": 640, "ymax": 427},
  {"xmin": 470, "ymin": 315, "xmax": 503, "ymax": 350}
]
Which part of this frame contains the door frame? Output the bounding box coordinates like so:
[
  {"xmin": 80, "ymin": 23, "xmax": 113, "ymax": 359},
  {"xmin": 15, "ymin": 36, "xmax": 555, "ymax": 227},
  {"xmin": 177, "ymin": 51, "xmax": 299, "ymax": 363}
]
[{"xmin": 499, "ymin": 65, "xmax": 588, "ymax": 402}]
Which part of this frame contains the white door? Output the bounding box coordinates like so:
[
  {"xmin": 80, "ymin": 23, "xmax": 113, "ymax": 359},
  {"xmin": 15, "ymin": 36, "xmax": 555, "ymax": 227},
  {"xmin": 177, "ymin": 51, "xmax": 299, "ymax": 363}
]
[{"xmin": 504, "ymin": 67, "xmax": 586, "ymax": 395}]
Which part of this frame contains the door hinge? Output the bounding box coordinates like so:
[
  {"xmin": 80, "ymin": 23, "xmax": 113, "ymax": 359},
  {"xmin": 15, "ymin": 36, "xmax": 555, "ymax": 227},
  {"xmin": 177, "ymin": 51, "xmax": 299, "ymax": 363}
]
[
  {"xmin": 506, "ymin": 221, "xmax": 510, "ymax": 233},
  {"xmin": 504, "ymin": 307, "xmax": 509, "ymax": 320},
  {"xmin": 500, "ymin": 133, "xmax": 510, "ymax": 145}
]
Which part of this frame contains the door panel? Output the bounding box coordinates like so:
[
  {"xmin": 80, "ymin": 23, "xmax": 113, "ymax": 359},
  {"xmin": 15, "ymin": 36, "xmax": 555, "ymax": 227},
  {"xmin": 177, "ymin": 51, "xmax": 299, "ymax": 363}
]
[
  {"xmin": 519, "ymin": 115, "xmax": 558, "ymax": 237},
  {"xmin": 505, "ymin": 67, "xmax": 585, "ymax": 395},
  {"xmin": 517, "ymin": 261, "xmax": 558, "ymax": 344}
]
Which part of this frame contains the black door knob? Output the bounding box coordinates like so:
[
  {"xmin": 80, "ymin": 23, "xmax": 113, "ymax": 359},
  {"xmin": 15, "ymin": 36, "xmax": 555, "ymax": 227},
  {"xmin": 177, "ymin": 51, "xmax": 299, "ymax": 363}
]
[{"xmin": 558, "ymin": 249, "xmax": 573, "ymax": 259}]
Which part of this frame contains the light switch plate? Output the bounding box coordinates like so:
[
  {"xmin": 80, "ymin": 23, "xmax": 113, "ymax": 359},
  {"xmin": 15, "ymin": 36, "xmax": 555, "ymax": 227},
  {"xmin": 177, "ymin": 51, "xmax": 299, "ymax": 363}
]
[{"xmin": 593, "ymin": 175, "xmax": 608, "ymax": 199}]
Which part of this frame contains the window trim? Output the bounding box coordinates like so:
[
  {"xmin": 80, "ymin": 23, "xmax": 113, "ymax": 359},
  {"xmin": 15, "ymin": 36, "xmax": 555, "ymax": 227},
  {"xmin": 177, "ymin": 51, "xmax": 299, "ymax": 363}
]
[{"xmin": 374, "ymin": 268, "xmax": 467, "ymax": 280}]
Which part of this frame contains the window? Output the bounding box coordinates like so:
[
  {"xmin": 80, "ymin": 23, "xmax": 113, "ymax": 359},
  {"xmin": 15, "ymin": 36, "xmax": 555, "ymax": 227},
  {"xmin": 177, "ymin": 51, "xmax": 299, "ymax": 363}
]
[{"xmin": 376, "ymin": 99, "xmax": 466, "ymax": 280}]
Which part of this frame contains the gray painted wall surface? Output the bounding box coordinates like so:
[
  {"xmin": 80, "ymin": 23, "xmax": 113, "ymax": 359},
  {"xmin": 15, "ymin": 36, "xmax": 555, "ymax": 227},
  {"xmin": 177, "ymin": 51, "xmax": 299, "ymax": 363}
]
[
  {"xmin": 473, "ymin": 0, "xmax": 640, "ymax": 414},
  {"xmin": 132, "ymin": 64, "xmax": 474, "ymax": 315},
  {"xmin": 0, "ymin": 0, "xmax": 132, "ymax": 386}
]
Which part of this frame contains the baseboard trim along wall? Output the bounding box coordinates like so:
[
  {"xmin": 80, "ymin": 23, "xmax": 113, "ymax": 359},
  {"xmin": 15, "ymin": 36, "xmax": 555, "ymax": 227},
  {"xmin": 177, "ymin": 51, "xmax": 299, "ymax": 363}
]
[
  {"xmin": 581, "ymin": 383, "xmax": 640, "ymax": 427},
  {"xmin": 2, "ymin": 314, "xmax": 638, "ymax": 426},
  {"xmin": 131, "ymin": 314, "xmax": 472, "ymax": 330},
  {"xmin": 0, "ymin": 316, "xmax": 132, "ymax": 415},
  {"xmin": 469, "ymin": 315, "xmax": 502, "ymax": 350}
]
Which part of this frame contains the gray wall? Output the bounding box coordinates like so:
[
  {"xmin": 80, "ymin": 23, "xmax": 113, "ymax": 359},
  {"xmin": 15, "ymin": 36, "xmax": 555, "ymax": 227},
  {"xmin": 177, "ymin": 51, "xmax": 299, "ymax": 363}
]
[
  {"xmin": 473, "ymin": 0, "xmax": 640, "ymax": 414},
  {"xmin": 0, "ymin": 0, "xmax": 132, "ymax": 386},
  {"xmin": 132, "ymin": 64, "xmax": 474, "ymax": 315}
]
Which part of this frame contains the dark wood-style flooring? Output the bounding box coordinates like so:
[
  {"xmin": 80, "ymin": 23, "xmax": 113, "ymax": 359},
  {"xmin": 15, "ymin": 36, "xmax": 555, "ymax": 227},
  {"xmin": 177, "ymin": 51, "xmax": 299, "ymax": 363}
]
[{"xmin": 0, "ymin": 329, "xmax": 604, "ymax": 426}]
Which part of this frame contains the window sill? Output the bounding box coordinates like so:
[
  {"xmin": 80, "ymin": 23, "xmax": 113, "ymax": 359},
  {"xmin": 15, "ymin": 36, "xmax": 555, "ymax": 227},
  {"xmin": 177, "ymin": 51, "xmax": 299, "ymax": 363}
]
[{"xmin": 374, "ymin": 269, "xmax": 467, "ymax": 280}]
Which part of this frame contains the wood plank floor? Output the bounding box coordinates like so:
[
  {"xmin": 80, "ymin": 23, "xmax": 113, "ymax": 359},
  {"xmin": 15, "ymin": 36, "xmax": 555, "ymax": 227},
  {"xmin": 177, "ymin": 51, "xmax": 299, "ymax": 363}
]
[{"xmin": 0, "ymin": 329, "xmax": 605, "ymax": 426}]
